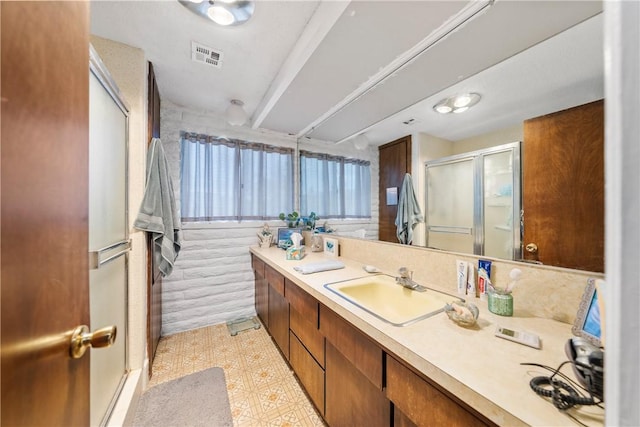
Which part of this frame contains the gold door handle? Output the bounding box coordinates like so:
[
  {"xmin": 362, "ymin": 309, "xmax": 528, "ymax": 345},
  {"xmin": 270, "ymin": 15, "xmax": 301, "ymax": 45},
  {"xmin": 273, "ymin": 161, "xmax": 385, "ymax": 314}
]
[
  {"xmin": 69, "ymin": 325, "xmax": 117, "ymax": 359},
  {"xmin": 525, "ymin": 243, "xmax": 538, "ymax": 253}
]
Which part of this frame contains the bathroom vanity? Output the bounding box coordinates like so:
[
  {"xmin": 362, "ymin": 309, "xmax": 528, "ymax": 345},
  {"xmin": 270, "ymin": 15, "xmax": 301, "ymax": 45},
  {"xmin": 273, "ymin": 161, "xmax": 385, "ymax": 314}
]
[{"xmin": 250, "ymin": 243, "xmax": 604, "ymax": 426}]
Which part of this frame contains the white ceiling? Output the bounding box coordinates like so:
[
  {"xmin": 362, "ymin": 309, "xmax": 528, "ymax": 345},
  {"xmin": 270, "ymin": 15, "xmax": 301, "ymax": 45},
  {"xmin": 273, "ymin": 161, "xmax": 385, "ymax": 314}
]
[{"xmin": 90, "ymin": 0, "xmax": 603, "ymax": 146}]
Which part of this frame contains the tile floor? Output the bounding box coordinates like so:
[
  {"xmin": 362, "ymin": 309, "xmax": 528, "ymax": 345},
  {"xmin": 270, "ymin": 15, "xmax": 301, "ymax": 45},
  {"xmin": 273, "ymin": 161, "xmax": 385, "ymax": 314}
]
[{"xmin": 149, "ymin": 320, "xmax": 326, "ymax": 426}]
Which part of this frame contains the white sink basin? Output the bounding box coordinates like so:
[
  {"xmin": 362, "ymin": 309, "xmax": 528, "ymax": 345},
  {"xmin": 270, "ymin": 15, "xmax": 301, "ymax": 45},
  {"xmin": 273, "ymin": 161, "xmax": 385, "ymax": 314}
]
[{"xmin": 324, "ymin": 274, "xmax": 463, "ymax": 326}]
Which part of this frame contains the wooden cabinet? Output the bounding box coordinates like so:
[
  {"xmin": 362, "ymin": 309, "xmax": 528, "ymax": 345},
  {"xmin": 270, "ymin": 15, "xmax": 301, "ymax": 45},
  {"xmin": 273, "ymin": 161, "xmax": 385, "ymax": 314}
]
[
  {"xmin": 251, "ymin": 254, "xmax": 268, "ymax": 328},
  {"xmin": 266, "ymin": 265, "xmax": 289, "ymax": 360},
  {"xmin": 386, "ymin": 355, "xmax": 491, "ymax": 427},
  {"xmin": 325, "ymin": 341, "xmax": 390, "ymax": 427},
  {"xmin": 287, "ymin": 279, "xmax": 326, "ymax": 415},
  {"xmin": 251, "ymin": 254, "xmax": 496, "ymax": 427},
  {"xmin": 290, "ymin": 331, "xmax": 325, "ymax": 413},
  {"xmin": 320, "ymin": 304, "xmax": 389, "ymax": 427},
  {"xmin": 320, "ymin": 304, "xmax": 383, "ymax": 389}
]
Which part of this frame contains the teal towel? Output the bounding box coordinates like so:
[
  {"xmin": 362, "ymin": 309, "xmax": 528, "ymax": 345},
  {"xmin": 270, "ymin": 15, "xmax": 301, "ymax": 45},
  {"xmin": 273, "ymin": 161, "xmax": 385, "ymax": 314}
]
[
  {"xmin": 395, "ymin": 173, "xmax": 423, "ymax": 244},
  {"xmin": 134, "ymin": 138, "xmax": 182, "ymax": 276}
]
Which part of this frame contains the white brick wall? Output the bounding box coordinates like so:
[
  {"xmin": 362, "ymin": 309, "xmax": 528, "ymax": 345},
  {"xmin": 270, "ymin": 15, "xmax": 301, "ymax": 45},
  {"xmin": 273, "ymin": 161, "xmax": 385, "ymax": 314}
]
[{"xmin": 160, "ymin": 101, "xmax": 379, "ymax": 335}]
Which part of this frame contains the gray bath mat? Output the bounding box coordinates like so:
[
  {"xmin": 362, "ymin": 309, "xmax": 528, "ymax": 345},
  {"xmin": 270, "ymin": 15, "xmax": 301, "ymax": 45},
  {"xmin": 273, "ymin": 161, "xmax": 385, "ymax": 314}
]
[{"xmin": 133, "ymin": 367, "xmax": 232, "ymax": 427}]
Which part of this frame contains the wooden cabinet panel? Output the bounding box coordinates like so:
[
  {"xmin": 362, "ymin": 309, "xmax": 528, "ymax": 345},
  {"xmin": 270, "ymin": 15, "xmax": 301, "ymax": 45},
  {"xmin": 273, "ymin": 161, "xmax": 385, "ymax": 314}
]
[
  {"xmin": 286, "ymin": 279, "xmax": 318, "ymax": 327},
  {"xmin": 251, "ymin": 254, "xmax": 265, "ymax": 277},
  {"xmin": 386, "ymin": 355, "xmax": 490, "ymax": 427},
  {"xmin": 252, "ymin": 255, "xmax": 268, "ymax": 328},
  {"xmin": 325, "ymin": 341, "xmax": 390, "ymax": 427},
  {"xmin": 268, "ymin": 284, "xmax": 289, "ymax": 360},
  {"xmin": 290, "ymin": 306, "xmax": 325, "ymax": 367},
  {"xmin": 319, "ymin": 304, "xmax": 382, "ymax": 389},
  {"xmin": 290, "ymin": 332, "xmax": 325, "ymax": 415},
  {"xmin": 265, "ymin": 264, "xmax": 285, "ymax": 297}
]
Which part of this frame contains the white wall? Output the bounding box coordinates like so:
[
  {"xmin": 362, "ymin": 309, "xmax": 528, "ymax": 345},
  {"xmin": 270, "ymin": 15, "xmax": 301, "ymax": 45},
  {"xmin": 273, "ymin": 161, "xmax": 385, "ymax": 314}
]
[
  {"xmin": 160, "ymin": 100, "xmax": 379, "ymax": 335},
  {"xmin": 452, "ymin": 123, "xmax": 523, "ymax": 155}
]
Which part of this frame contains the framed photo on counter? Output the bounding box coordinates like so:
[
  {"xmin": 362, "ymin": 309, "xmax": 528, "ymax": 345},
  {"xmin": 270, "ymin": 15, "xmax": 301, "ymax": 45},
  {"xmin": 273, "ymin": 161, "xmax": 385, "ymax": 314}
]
[{"xmin": 323, "ymin": 237, "xmax": 338, "ymax": 257}]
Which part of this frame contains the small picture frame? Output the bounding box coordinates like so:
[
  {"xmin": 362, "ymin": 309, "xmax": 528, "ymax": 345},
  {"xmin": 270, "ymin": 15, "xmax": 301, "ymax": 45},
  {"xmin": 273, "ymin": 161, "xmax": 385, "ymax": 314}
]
[
  {"xmin": 571, "ymin": 278, "xmax": 604, "ymax": 347},
  {"xmin": 323, "ymin": 237, "xmax": 339, "ymax": 257},
  {"xmin": 277, "ymin": 227, "xmax": 303, "ymax": 249}
]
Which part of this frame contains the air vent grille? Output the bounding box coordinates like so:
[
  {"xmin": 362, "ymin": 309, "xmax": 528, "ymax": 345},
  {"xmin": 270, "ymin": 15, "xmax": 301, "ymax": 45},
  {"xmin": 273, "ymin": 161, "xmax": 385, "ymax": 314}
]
[{"xmin": 191, "ymin": 41, "xmax": 223, "ymax": 69}]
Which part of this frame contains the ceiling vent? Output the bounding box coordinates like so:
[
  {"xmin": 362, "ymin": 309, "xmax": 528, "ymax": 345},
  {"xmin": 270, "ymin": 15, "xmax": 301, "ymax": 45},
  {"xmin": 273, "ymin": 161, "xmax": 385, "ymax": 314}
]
[
  {"xmin": 191, "ymin": 41, "xmax": 223, "ymax": 69},
  {"xmin": 402, "ymin": 118, "xmax": 419, "ymax": 125}
]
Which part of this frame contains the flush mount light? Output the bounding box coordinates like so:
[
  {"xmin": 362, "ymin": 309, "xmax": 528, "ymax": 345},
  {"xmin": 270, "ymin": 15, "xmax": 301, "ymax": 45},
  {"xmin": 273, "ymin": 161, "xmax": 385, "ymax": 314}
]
[
  {"xmin": 352, "ymin": 133, "xmax": 370, "ymax": 150},
  {"xmin": 433, "ymin": 93, "xmax": 481, "ymax": 114},
  {"xmin": 226, "ymin": 99, "xmax": 248, "ymax": 126},
  {"xmin": 178, "ymin": 0, "xmax": 255, "ymax": 26}
]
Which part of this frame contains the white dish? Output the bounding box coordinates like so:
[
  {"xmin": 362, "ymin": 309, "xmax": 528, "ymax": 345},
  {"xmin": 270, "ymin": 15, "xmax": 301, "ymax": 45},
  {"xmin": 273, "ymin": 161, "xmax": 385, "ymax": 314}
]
[{"xmin": 363, "ymin": 265, "xmax": 381, "ymax": 273}]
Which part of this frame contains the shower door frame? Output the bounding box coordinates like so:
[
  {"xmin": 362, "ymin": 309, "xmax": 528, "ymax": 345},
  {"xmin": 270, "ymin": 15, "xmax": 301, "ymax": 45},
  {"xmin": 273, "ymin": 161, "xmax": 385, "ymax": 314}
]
[
  {"xmin": 89, "ymin": 45, "xmax": 130, "ymax": 426},
  {"xmin": 424, "ymin": 141, "xmax": 522, "ymax": 260}
]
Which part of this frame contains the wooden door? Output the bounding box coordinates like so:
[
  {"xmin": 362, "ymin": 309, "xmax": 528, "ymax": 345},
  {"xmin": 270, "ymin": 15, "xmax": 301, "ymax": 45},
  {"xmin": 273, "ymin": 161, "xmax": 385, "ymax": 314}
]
[
  {"xmin": 523, "ymin": 100, "xmax": 604, "ymax": 272},
  {"xmin": 1, "ymin": 2, "xmax": 91, "ymax": 426},
  {"xmin": 378, "ymin": 136, "xmax": 412, "ymax": 242}
]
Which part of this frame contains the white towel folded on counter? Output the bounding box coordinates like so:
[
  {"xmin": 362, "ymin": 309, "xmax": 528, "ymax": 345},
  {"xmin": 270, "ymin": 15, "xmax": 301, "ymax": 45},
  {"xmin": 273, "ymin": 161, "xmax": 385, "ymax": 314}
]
[{"xmin": 293, "ymin": 260, "xmax": 345, "ymax": 275}]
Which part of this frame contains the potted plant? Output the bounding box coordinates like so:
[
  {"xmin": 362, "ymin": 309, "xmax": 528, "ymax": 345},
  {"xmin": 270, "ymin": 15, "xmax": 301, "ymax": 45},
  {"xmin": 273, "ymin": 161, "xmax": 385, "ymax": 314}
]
[
  {"xmin": 304, "ymin": 212, "xmax": 320, "ymax": 230},
  {"xmin": 278, "ymin": 211, "xmax": 300, "ymax": 228}
]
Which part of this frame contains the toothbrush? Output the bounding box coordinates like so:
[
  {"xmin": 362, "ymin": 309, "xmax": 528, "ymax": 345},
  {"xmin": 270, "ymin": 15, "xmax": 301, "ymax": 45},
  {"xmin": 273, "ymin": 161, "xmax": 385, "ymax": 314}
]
[{"xmin": 505, "ymin": 268, "xmax": 522, "ymax": 293}]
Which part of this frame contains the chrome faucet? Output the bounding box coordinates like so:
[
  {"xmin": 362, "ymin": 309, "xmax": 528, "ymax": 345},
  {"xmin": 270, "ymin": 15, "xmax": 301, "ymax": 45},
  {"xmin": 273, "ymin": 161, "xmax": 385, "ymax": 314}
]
[{"xmin": 396, "ymin": 267, "xmax": 427, "ymax": 292}]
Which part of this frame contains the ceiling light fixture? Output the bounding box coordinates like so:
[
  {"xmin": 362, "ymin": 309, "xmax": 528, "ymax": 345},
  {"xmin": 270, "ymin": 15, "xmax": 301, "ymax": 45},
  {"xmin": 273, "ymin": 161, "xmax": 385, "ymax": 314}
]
[
  {"xmin": 352, "ymin": 133, "xmax": 369, "ymax": 150},
  {"xmin": 433, "ymin": 93, "xmax": 481, "ymax": 114},
  {"xmin": 178, "ymin": 0, "xmax": 255, "ymax": 26},
  {"xmin": 226, "ymin": 99, "xmax": 248, "ymax": 126}
]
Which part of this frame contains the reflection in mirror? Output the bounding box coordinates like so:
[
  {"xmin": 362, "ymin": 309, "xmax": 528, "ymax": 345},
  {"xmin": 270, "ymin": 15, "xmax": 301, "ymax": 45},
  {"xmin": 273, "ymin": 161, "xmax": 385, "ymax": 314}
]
[{"xmin": 367, "ymin": 13, "xmax": 604, "ymax": 272}]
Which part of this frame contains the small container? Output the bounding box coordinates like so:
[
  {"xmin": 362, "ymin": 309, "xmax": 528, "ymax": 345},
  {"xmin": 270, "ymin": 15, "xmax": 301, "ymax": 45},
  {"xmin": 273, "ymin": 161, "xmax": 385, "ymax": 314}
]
[{"xmin": 488, "ymin": 291, "xmax": 513, "ymax": 316}]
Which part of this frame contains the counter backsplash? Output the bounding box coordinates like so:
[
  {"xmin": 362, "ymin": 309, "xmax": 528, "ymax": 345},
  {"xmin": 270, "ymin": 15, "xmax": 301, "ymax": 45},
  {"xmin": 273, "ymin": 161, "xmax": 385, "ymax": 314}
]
[{"xmin": 337, "ymin": 237, "xmax": 604, "ymax": 324}]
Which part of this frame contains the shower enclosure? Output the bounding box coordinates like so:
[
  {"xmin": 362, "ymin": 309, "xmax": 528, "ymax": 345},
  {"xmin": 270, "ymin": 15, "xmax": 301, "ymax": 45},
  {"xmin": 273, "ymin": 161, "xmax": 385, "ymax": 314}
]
[
  {"xmin": 89, "ymin": 46, "xmax": 129, "ymax": 426},
  {"xmin": 424, "ymin": 142, "xmax": 522, "ymax": 260}
]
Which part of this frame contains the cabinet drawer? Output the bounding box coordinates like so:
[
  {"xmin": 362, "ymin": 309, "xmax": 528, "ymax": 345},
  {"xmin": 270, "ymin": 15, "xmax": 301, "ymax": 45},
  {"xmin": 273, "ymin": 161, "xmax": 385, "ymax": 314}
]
[
  {"xmin": 386, "ymin": 355, "xmax": 489, "ymax": 427},
  {"xmin": 286, "ymin": 279, "xmax": 318, "ymax": 327},
  {"xmin": 319, "ymin": 304, "xmax": 382, "ymax": 389},
  {"xmin": 290, "ymin": 305, "xmax": 324, "ymax": 367},
  {"xmin": 265, "ymin": 264, "xmax": 284, "ymax": 297},
  {"xmin": 251, "ymin": 254, "xmax": 265, "ymax": 276},
  {"xmin": 290, "ymin": 331, "xmax": 325, "ymax": 415}
]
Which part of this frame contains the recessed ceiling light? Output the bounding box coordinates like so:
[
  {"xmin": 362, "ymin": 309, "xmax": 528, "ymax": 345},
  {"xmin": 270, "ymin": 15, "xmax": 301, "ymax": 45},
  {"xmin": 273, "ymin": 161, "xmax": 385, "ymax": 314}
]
[
  {"xmin": 433, "ymin": 93, "xmax": 481, "ymax": 114},
  {"xmin": 178, "ymin": 0, "xmax": 255, "ymax": 26}
]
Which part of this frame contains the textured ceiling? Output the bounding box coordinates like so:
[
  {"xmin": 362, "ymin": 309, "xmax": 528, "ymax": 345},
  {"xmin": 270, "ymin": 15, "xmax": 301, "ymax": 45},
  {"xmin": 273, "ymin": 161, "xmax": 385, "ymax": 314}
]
[{"xmin": 90, "ymin": 1, "xmax": 603, "ymax": 146}]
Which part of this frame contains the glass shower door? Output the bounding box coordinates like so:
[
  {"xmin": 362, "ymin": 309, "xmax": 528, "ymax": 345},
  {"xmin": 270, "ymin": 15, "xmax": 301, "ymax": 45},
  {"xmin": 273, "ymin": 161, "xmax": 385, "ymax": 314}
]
[
  {"xmin": 483, "ymin": 149, "xmax": 520, "ymax": 260},
  {"xmin": 89, "ymin": 49, "xmax": 129, "ymax": 426},
  {"xmin": 425, "ymin": 158, "xmax": 475, "ymax": 253}
]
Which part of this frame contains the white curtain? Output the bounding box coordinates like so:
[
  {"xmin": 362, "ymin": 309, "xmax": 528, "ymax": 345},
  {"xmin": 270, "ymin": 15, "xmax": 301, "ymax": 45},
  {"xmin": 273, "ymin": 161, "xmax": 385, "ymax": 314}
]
[
  {"xmin": 300, "ymin": 150, "xmax": 371, "ymax": 218},
  {"xmin": 180, "ymin": 133, "xmax": 293, "ymax": 221}
]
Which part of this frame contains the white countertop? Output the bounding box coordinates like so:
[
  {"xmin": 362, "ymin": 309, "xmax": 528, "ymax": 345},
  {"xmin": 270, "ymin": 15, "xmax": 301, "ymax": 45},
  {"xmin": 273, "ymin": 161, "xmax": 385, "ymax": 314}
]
[{"xmin": 251, "ymin": 246, "xmax": 605, "ymax": 426}]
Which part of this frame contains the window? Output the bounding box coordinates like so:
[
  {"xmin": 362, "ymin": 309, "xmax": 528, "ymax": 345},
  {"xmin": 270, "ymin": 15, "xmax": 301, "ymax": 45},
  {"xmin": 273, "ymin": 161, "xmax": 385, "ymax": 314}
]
[
  {"xmin": 300, "ymin": 150, "xmax": 371, "ymax": 219},
  {"xmin": 180, "ymin": 132, "xmax": 294, "ymax": 221}
]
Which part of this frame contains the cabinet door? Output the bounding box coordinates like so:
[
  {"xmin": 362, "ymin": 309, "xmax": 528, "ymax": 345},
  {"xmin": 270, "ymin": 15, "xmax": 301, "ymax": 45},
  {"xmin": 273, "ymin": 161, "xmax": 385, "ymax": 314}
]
[
  {"xmin": 319, "ymin": 304, "xmax": 382, "ymax": 389},
  {"xmin": 252, "ymin": 255, "xmax": 268, "ymax": 327},
  {"xmin": 325, "ymin": 341, "xmax": 390, "ymax": 427},
  {"xmin": 268, "ymin": 284, "xmax": 289, "ymax": 360},
  {"xmin": 290, "ymin": 332, "xmax": 324, "ymax": 415},
  {"xmin": 386, "ymin": 355, "xmax": 490, "ymax": 427}
]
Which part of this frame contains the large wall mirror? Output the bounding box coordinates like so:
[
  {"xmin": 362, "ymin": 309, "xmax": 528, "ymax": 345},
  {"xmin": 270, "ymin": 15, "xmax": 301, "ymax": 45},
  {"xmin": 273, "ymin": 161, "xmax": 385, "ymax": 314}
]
[{"xmin": 335, "ymin": 10, "xmax": 605, "ymax": 273}]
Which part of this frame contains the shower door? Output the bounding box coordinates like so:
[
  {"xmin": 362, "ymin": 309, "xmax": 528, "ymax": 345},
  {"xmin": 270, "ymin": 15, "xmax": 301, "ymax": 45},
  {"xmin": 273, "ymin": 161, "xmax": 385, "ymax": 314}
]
[
  {"xmin": 425, "ymin": 142, "xmax": 521, "ymax": 260},
  {"xmin": 89, "ymin": 47, "xmax": 130, "ymax": 426}
]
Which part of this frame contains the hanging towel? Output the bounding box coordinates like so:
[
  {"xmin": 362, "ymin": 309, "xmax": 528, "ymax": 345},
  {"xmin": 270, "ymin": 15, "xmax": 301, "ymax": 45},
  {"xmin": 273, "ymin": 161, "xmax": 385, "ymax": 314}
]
[
  {"xmin": 395, "ymin": 173, "xmax": 423, "ymax": 245},
  {"xmin": 134, "ymin": 138, "xmax": 182, "ymax": 277}
]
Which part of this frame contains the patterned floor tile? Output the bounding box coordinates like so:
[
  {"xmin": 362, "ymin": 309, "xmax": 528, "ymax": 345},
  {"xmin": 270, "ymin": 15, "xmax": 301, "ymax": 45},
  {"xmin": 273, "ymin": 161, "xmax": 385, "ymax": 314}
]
[{"xmin": 150, "ymin": 321, "xmax": 326, "ymax": 426}]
